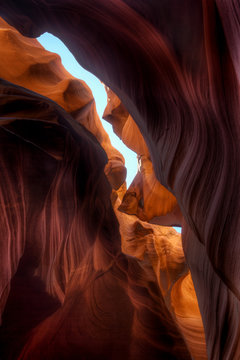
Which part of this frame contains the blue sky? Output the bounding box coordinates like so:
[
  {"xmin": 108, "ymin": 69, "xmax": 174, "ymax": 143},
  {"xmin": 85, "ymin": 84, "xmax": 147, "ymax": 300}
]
[
  {"xmin": 38, "ymin": 32, "xmax": 138, "ymax": 187},
  {"xmin": 37, "ymin": 33, "xmax": 181, "ymax": 234}
]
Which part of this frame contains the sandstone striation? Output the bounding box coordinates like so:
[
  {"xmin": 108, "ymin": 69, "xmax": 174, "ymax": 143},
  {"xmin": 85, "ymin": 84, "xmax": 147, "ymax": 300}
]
[
  {"xmin": 0, "ymin": 15, "xmax": 192, "ymax": 360},
  {"xmin": 114, "ymin": 196, "xmax": 207, "ymax": 359},
  {"xmin": 0, "ymin": 1, "xmax": 240, "ymax": 358},
  {"xmin": 0, "ymin": 77, "xmax": 191, "ymax": 359},
  {"xmin": 0, "ymin": 17, "xmax": 126, "ymax": 191},
  {"xmin": 104, "ymin": 87, "xmax": 206, "ymax": 358},
  {"xmin": 104, "ymin": 89, "xmax": 180, "ymax": 226}
]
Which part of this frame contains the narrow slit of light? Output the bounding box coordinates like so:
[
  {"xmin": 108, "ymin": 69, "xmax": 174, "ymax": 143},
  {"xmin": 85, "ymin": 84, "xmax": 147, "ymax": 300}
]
[
  {"xmin": 37, "ymin": 32, "xmax": 138, "ymax": 188},
  {"xmin": 173, "ymin": 227, "xmax": 182, "ymax": 233},
  {"xmin": 37, "ymin": 33, "xmax": 182, "ymax": 235}
]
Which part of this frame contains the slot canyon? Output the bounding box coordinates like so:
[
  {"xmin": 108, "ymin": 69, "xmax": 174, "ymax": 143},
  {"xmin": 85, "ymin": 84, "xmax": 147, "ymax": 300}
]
[{"xmin": 0, "ymin": 1, "xmax": 239, "ymax": 359}]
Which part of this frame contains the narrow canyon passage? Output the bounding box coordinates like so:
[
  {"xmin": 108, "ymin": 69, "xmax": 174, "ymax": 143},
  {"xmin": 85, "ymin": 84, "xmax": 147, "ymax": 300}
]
[
  {"xmin": 0, "ymin": 17, "xmax": 204, "ymax": 359},
  {"xmin": 0, "ymin": 1, "xmax": 239, "ymax": 359}
]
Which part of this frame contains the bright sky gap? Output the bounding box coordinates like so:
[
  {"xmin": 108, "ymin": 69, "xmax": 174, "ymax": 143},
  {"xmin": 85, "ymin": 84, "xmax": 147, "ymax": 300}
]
[
  {"xmin": 38, "ymin": 32, "xmax": 138, "ymax": 187},
  {"xmin": 37, "ymin": 33, "xmax": 181, "ymax": 234}
]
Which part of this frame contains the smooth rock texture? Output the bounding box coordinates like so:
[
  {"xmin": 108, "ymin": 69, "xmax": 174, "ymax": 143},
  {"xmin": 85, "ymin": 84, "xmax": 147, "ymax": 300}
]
[
  {"xmin": 104, "ymin": 89, "xmax": 180, "ymax": 226},
  {"xmin": 103, "ymin": 86, "xmax": 206, "ymax": 358},
  {"xmin": 0, "ymin": 17, "xmax": 126, "ymax": 191},
  {"xmin": 114, "ymin": 196, "xmax": 207, "ymax": 359},
  {"xmin": 0, "ymin": 78, "xmax": 191, "ymax": 360},
  {"xmin": 0, "ymin": 1, "xmax": 240, "ymax": 358},
  {"xmin": 0, "ymin": 18, "xmax": 192, "ymax": 360}
]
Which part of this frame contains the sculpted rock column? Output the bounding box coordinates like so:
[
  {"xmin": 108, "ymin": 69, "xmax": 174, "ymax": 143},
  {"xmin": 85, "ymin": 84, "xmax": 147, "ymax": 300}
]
[
  {"xmin": 0, "ymin": 1, "xmax": 240, "ymax": 358},
  {"xmin": 0, "ymin": 17, "xmax": 191, "ymax": 360}
]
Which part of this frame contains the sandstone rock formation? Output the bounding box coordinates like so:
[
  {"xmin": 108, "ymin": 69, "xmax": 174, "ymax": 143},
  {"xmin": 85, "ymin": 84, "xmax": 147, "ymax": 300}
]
[
  {"xmin": 0, "ymin": 77, "xmax": 191, "ymax": 359},
  {"xmin": 104, "ymin": 89, "xmax": 181, "ymax": 226},
  {"xmin": 0, "ymin": 17, "xmax": 126, "ymax": 191},
  {"xmin": 114, "ymin": 195, "xmax": 207, "ymax": 359},
  {"xmin": 0, "ymin": 16, "xmax": 192, "ymax": 360},
  {"xmin": 0, "ymin": 1, "xmax": 240, "ymax": 359}
]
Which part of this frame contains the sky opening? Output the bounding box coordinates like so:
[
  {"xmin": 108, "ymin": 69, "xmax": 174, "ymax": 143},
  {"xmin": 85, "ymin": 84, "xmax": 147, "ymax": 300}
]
[
  {"xmin": 37, "ymin": 33, "xmax": 181, "ymax": 234},
  {"xmin": 38, "ymin": 32, "xmax": 138, "ymax": 187}
]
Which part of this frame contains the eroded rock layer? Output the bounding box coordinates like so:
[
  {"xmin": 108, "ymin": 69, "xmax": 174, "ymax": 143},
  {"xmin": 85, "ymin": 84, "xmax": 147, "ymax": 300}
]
[
  {"xmin": 0, "ymin": 17, "xmax": 194, "ymax": 360},
  {"xmin": 104, "ymin": 89, "xmax": 182, "ymax": 226},
  {"xmin": 113, "ymin": 195, "xmax": 207, "ymax": 359},
  {"xmin": 0, "ymin": 78, "xmax": 191, "ymax": 359},
  {"xmin": 0, "ymin": 17, "xmax": 126, "ymax": 191},
  {"xmin": 0, "ymin": 1, "xmax": 240, "ymax": 359}
]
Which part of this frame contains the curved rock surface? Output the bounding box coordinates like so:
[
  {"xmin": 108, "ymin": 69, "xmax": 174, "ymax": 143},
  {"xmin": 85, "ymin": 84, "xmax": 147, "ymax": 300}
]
[
  {"xmin": 0, "ymin": 16, "xmax": 192, "ymax": 360},
  {"xmin": 0, "ymin": 17, "xmax": 126, "ymax": 191},
  {"xmin": 0, "ymin": 1, "xmax": 240, "ymax": 358},
  {"xmin": 104, "ymin": 89, "xmax": 180, "ymax": 225},
  {"xmin": 114, "ymin": 196, "xmax": 207, "ymax": 359},
  {"xmin": 0, "ymin": 78, "xmax": 191, "ymax": 359}
]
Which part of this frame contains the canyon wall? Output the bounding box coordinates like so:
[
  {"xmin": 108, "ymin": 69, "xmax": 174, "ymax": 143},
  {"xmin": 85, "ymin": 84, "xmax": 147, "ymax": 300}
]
[
  {"xmin": 0, "ymin": 1, "xmax": 239, "ymax": 358},
  {"xmin": 0, "ymin": 18, "xmax": 193, "ymax": 360}
]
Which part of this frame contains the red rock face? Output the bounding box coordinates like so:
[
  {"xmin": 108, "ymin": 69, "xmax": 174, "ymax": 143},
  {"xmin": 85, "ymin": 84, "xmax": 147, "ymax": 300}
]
[
  {"xmin": 0, "ymin": 16, "xmax": 191, "ymax": 360},
  {"xmin": 0, "ymin": 80, "xmax": 190, "ymax": 359},
  {"xmin": 103, "ymin": 89, "xmax": 180, "ymax": 225},
  {"xmin": 0, "ymin": 1, "xmax": 240, "ymax": 359}
]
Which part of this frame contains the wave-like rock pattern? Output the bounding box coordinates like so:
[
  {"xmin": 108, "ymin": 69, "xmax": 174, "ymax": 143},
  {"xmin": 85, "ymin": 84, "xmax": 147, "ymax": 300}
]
[
  {"xmin": 104, "ymin": 89, "xmax": 180, "ymax": 225},
  {"xmin": 118, "ymin": 162, "xmax": 179, "ymax": 224},
  {"xmin": 104, "ymin": 88, "xmax": 176, "ymax": 225},
  {"xmin": 114, "ymin": 195, "xmax": 207, "ymax": 359},
  {"xmin": 103, "ymin": 87, "xmax": 149, "ymax": 156},
  {"xmin": 0, "ymin": 15, "xmax": 194, "ymax": 360},
  {"xmin": 0, "ymin": 17, "xmax": 125, "ymax": 330},
  {"xmin": 0, "ymin": 1, "xmax": 240, "ymax": 358},
  {"xmin": 0, "ymin": 17, "xmax": 126, "ymax": 191},
  {"xmin": 105, "ymin": 85, "xmax": 207, "ymax": 356},
  {"xmin": 0, "ymin": 79, "xmax": 191, "ymax": 359}
]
